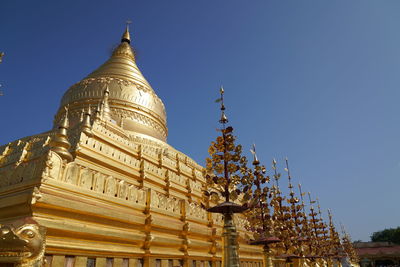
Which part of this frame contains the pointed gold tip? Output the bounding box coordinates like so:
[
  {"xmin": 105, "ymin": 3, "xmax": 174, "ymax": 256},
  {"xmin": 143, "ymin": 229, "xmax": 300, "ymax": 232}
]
[
  {"xmin": 51, "ymin": 106, "xmax": 73, "ymax": 162},
  {"xmin": 121, "ymin": 21, "xmax": 131, "ymax": 44},
  {"xmin": 60, "ymin": 106, "xmax": 69, "ymax": 128},
  {"xmin": 219, "ymin": 112, "xmax": 228, "ymax": 123}
]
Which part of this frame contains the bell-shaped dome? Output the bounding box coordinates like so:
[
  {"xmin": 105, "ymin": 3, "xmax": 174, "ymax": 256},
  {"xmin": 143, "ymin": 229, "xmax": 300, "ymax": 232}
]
[{"xmin": 55, "ymin": 26, "xmax": 168, "ymax": 142}]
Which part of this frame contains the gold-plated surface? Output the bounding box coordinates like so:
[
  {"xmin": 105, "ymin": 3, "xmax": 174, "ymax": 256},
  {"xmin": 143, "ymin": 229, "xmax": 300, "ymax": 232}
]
[
  {"xmin": 0, "ymin": 222, "xmax": 46, "ymax": 267},
  {"xmin": 81, "ymin": 106, "xmax": 92, "ymax": 136},
  {"xmin": 0, "ymin": 24, "xmax": 364, "ymax": 267},
  {"xmin": 49, "ymin": 107, "xmax": 73, "ymax": 162},
  {"xmin": 56, "ymin": 26, "xmax": 168, "ymax": 142},
  {"xmin": 0, "ymin": 50, "xmax": 263, "ymax": 266},
  {"xmin": 121, "ymin": 24, "xmax": 131, "ymax": 43},
  {"xmin": 263, "ymin": 246, "xmax": 274, "ymax": 267}
]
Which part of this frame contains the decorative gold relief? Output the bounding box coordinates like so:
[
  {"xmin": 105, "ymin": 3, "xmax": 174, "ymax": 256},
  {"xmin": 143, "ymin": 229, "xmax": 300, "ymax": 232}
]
[
  {"xmin": 150, "ymin": 191, "xmax": 182, "ymax": 216},
  {"xmin": 118, "ymin": 180, "xmax": 129, "ymax": 199},
  {"xmin": 105, "ymin": 176, "xmax": 116, "ymax": 196},
  {"xmin": 16, "ymin": 142, "xmax": 30, "ymax": 165},
  {"xmin": 187, "ymin": 202, "xmax": 208, "ymax": 221},
  {"xmin": 64, "ymin": 163, "xmax": 80, "ymax": 185},
  {"xmin": 31, "ymin": 187, "xmax": 42, "ymax": 205},
  {"xmin": 0, "ymin": 222, "xmax": 46, "ymax": 267},
  {"xmin": 79, "ymin": 168, "xmax": 93, "ymax": 190},
  {"xmin": 43, "ymin": 151, "xmax": 62, "ymax": 181},
  {"xmin": 93, "ymin": 172, "xmax": 105, "ymax": 193}
]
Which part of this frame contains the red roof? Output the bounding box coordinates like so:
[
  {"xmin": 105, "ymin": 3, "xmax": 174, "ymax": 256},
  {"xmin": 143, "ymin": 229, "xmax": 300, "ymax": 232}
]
[{"xmin": 357, "ymin": 246, "xmax": 400, "ymax": 256}]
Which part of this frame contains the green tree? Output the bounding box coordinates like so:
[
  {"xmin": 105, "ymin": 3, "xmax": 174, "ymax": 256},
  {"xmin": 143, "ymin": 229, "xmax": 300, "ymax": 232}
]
[{"xmin": 370, "ymin": 227, "xmax": 400, "ymax": 244}]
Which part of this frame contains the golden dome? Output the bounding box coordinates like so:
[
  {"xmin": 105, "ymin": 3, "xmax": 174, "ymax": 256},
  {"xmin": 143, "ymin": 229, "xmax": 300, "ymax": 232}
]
[{"xmin": 56, "ymin": 26, "xmax": 168, "ymax": 142}]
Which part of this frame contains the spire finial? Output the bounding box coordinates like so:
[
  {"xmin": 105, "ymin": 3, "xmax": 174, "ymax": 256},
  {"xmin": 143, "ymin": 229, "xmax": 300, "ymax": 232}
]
[
  {"xmin": 94, "ymin": 102, "xmax": 102, "ymax": 121},
  {"xmin": 79, "ymin": 108, "xmax": 85, "ymax": 122},
  {"xmin": 316, "ymin": 197, "xmax": 322, "ymax": 216},
  {"xmin": 250, "ymin": 143, "xmax": 259, "ymax": 165},
  {"xmin": 217, "ymin": 86, "xmax": 228, "ymax": 126},
  {"xmin": 284, "ymin": 157, "xmax": 295, "ymax": 194},
  {"xmin": 121, "ymin": 20, "xmax": 132, "ymax": 44},
  {"xmin": 82, "ymin": 105, "xmax": 92, "ymax": 135},
  {"xmin": 60, "ymin": 106, "xmax": 69, "ymax": 128},
  {"xmin": 328, "ymin": 208, "xmax": 333, "ymax": 222},
  {"xmin": 101, "ymin": 85, "xmax": 112, "ymax": 121},
  {"xmin": 272, "ymin": 158, "xmax": 281, "ymax": 189},
  {"xmin": 308, "ymin": 192, "xmax": 315, "ymax": 209},
  {"xmin": 50, "ymin": 105, "xmax": 73, "ymax": 162}
]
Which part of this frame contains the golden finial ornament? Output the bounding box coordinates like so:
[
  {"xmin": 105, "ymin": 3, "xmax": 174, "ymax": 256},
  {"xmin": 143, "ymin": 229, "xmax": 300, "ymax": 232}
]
[
  {"xmin": 205, "ymin": 87, "xmax": 250, "ymax": 267},
  {"xmin": 60, "ymin": 106, "xmax": 69, "ymax": 129},
  {"xmin": 94, "ymin": 103, "xmax": 102, "ymax": 121},
  {"xmin": 340, "ymin": 224, "xmax": 359, "ymax": 264},
  {"xmin": 50, "ymin": 106, "xmax": 73, "ymax": 162},
  {"xmin": 250, "ymin": 144, "xmax": 259, "ymax": 165},
  {"xmin": 282, "ymin": 159, "xmax": 306, "ymax": 258},
  {"xmin": 217, "ymin": 86, "xmax": 228, "ymax": 125},
  {"xmin": 284, "ymin": 157, "xmax": 295, "ymax": 194},
  {"xmin": 326, "ymin": 209, "xmax": 342, "ymax": 261},
  {"xmin": 81, "ymin": 106, "xmax": 92, "ymax": 135},
  {"xmin": 298, "ymin": 184, "xmax": 317, "ymax": 260},
  {"xmin": 79, "ymin": 109, "xmax": 84, "ymax": 122},
  {"xmin": 122, "ymin": 20, "xmax": 132, "ymax": 44},
  {"xmin": 244, "ymin": 145, "xmax": 281, "ymax": 267},
  {"xmin": 271, "ymin": 159, "xmax": 281, "ymax": 186},
  {"xmin": 100, "ymin": 86, "xmax": 112, "ymax": 122}
]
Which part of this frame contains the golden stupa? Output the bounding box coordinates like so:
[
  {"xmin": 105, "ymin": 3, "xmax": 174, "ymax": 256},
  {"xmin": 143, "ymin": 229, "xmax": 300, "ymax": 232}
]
[{"xmin": 0, "ymin": 26, "xmax": 263, "ymax": 267}]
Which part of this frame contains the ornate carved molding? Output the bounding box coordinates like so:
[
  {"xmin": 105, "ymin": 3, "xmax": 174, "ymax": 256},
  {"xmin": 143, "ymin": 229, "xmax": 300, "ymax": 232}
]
[{"xmin": 56, "ymin": 76, "xmax": 168, "ymax": 141}]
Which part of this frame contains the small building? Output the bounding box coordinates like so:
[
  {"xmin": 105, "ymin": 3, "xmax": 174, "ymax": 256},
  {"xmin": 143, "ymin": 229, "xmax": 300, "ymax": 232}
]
[{"xmin": 354, "ymin": 242, "xmax": 400, "ymax": 267}]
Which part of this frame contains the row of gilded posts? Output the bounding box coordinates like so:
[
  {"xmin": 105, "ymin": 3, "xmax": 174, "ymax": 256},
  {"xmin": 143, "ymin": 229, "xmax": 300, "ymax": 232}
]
[{"xmin": 203, "ymin": 88, "xmax": 359, "ymax": 267}]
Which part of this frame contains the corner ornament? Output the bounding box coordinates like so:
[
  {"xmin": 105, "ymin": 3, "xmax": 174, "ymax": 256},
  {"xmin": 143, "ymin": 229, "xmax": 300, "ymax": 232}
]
[{"xmin": 0, "ymin": 223, "xmax": 46, "ymax": 267}]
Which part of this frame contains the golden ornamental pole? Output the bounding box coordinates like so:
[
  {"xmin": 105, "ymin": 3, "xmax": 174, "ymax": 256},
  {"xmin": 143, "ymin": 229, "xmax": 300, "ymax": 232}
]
[
  {"xmin": 205, "ymin": 87, "xmax": 249, "ymax": 267},
  {"xmin": 244, "ymin": 145, "xmax": 281, "ymax": 267},
  {"xmin": 222, "ymin": 213, "xmax": 239, "ymax": 266},
  {"xmin": 263, "ymin": 246, "xmax": 274, "ymax": 267}
]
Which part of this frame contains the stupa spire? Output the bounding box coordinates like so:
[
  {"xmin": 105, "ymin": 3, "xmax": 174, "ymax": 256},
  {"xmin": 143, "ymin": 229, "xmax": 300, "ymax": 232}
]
[
  {"xmin": 60, "ymin": 106, "xmax": 69, "ymax": 129},
  {"xmin": 50, "ymin": 107, "xmax": 73, "ymax": 162},
  {"xmin": 121, "ymin": 20, "xmax": 131, "ymax": 44},
  {"xmin": 81, "ymin": 105, "xmax": 92, "ymax": 135},
  {"xmin": 100, "ymin": 86, "xmax": 112, "ymax": 121}
]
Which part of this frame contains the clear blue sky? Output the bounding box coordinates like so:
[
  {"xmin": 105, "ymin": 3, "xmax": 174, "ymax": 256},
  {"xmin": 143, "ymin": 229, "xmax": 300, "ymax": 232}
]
[{"xmin": 1, "ymin": 0, "xmax": 399, "ymax": 241}]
